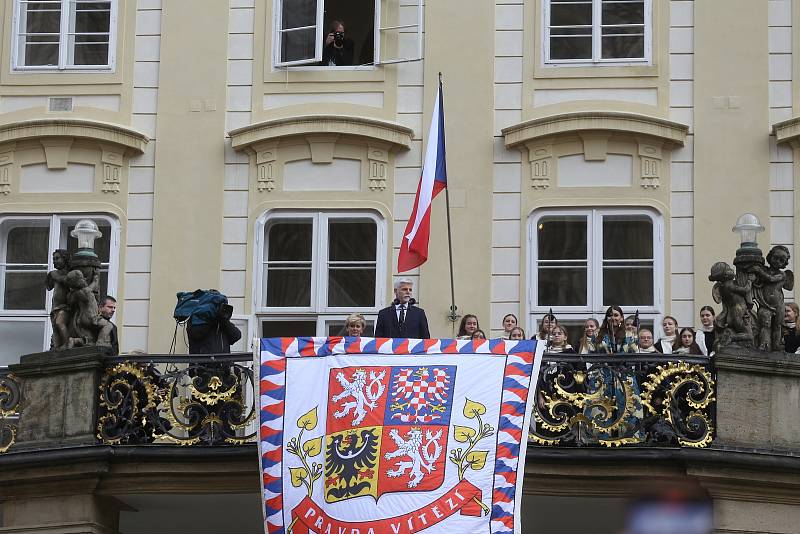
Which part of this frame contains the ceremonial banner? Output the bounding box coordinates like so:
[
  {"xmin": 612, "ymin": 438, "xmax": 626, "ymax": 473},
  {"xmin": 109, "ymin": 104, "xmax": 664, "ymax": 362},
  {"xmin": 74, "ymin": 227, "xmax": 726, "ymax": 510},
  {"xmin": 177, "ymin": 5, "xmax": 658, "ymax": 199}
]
[{"xmin": 258, "ymin": 337, "xmax": 543, "ymax": 534}]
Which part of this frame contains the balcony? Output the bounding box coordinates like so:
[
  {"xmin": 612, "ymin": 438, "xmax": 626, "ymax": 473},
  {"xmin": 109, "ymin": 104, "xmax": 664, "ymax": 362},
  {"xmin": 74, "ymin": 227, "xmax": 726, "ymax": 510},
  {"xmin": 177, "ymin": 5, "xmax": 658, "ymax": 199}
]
[{"xmin": 0, "ymin": 346, "xmax": 798, "ymax": 533}]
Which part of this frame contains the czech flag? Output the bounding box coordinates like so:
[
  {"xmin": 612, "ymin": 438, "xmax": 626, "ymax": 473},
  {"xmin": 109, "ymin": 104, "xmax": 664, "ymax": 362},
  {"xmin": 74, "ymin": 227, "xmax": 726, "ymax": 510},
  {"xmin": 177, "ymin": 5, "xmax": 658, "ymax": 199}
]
[{"xmin": 397, "ymin": 81, "xmax": 447, "ymax": 273}]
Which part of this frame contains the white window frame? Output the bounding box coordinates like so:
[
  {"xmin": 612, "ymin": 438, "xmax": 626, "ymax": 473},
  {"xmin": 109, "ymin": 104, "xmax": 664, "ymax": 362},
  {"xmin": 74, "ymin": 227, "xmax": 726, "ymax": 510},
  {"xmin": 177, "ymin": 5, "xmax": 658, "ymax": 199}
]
[
  {"xmin": 542, "ymin": 0, "xmax": 652, "ymax": 66},
  {"xmin": 0, "ymin": 213, "xmax": 120, "ymax": 354},
  {"xmin": 527, "ymin": 207, "xmax": 663, "ymax": 329},
  {"xmin": 11, "ymin": 0, "xmax": 118, "ymax": 72},
  {"xmin": 272, "ymin": 0, "xmax": 422, "ymax": 68},
  {"xmin": 254, "ymin": 210, "xmax": 386, "ymax": 336}
]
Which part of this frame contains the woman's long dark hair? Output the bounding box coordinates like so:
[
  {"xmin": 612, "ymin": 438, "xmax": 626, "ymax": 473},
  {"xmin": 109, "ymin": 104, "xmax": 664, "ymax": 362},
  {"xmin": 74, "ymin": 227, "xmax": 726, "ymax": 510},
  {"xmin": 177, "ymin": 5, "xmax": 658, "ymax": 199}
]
[
  {"xmin": 598, "ymin": 305, "xmax": 626, "ymax": 347},
  {"xmin": 457, "ymin": 314, "xmax": 480, "ymax": 337},
  {"xmin": 673, "ymin": 327, "xmax": 703, "ymax": 354}
]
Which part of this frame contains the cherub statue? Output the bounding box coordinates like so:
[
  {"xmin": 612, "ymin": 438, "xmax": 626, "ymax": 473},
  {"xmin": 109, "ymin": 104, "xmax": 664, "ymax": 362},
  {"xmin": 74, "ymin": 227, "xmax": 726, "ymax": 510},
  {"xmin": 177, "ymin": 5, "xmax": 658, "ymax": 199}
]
[
  {"xmin": 64, "ymin": 270, "xmax": 113, "ymax": 349},
  {"xmin": 751, "ymin": 245, "xmax": 794, "ymax": 351},
  {"xmin": 710, "ymin": 261, "xmax": 753, "ymax": 348},
  {"xmin": 46, "ymin": 249, "xmax": 71, "ymax": 350}
]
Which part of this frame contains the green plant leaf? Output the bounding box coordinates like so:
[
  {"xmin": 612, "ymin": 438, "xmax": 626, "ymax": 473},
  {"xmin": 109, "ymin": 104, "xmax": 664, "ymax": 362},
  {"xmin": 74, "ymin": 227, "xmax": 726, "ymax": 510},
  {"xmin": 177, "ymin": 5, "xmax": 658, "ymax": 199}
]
[
  {"xmin": 463, "ymin": 398, "xmax": 486, "ymax": 419},
  {"xmin": 453, "ymin": 425, "xmax": 477, "ymax": 442},
  {"xmin": 466, "ymin": 450, "xmax": 488, "ymax": 470},
  {"xmin": 289, "ymin": 466, "xmax": 308, "ymax": 487},
  {"xmin": 303, "ymin": 436, "xmax": 323, "ymax": 457},
  {"xmin": 297, "ymin": 406, "xmax": 318, "ymax": 430}
]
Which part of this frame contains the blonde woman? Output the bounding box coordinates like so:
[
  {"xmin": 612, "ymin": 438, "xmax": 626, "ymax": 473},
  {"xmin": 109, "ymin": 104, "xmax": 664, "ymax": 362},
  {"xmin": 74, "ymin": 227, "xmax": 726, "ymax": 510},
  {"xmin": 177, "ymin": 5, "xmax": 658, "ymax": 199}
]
[{"xmin": 344, "ymin": 313, "xmax": 366, "ymax": 337}]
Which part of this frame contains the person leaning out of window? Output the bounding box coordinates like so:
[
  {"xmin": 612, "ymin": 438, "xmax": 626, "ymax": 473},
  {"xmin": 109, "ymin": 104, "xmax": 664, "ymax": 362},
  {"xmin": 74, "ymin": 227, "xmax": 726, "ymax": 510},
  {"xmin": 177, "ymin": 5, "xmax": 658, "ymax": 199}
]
[{"xmin": 322, "ymin": 20, "xmax": 354, "ymax": 66}]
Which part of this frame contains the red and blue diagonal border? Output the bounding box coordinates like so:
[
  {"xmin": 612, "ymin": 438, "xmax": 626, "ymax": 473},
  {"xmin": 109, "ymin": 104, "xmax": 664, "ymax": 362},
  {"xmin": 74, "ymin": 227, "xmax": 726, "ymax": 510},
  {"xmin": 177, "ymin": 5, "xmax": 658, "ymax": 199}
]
[{"xmin": 256, "ymin": 337, "xmax": 542, "ymax": 534}]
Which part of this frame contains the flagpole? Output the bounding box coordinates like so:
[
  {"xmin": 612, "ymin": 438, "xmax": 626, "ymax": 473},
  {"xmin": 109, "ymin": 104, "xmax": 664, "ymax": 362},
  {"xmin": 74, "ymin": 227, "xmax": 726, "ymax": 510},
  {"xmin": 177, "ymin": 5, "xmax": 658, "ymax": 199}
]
[{"xmin": 440, "ymin": 72, "xmax": 459, "ymax": 333}]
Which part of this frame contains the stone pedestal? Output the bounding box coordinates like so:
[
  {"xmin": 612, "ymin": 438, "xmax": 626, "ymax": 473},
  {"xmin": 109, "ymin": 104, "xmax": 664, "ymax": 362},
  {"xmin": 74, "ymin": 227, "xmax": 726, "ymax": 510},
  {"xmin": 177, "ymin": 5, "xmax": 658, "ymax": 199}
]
[
  {"xmin": 714, "ymin": 348, "xmax": 800, "ymax": 449},
  {"xmin": 8, "ymin": 347, "xmax": 109, "ymax": 451}
]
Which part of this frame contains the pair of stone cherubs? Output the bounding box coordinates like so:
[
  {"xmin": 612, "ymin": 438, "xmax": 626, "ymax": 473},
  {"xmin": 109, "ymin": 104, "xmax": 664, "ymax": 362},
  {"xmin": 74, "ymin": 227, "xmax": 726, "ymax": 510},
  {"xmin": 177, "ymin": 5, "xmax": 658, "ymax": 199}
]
[
  {"xmin": 710, "ymin": 245, "xmax": 793, "ymax": 351},
  {"xmin": 46, "ymin": 249, "xmax": 114, "ymax": 351}
]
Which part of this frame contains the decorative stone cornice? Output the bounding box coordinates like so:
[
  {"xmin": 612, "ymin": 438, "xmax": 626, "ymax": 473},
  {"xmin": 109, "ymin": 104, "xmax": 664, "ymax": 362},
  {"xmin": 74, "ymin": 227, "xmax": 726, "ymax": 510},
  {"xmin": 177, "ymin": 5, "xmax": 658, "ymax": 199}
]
[
  {"xmin": 772, "ymin": 116, "xmax": 800, "ymax": 146},
  {"xmin": 228, "ymin": 115, "xmax": 414, "ymax": 153},
  {"xmin": 714, "ymin": 348, "xmax": 800, "ymax": 378},
  {"xmin": 0, "ymin": 119, "xmax": 148, "ymax": 155},
  {"xmin": 502, "ymin": 111, "xmax": 689, "ymax": 149}
]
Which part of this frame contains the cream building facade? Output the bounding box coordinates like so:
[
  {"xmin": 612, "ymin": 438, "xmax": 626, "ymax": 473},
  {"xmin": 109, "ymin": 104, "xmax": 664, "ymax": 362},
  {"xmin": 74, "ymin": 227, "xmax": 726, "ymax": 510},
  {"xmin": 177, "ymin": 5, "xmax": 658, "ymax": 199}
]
[
  {"xmin": 0, "ymin": 2, "xmax": 795, "ymax": 359},
  {"xmin": 0, "ymin": 2, "xmax": 799, "ymax": 534}
]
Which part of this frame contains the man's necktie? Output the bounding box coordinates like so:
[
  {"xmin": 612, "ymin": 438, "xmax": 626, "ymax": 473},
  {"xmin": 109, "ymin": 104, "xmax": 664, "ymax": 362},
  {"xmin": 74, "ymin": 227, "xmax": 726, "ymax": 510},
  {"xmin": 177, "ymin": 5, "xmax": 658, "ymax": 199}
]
[{"xmin": 399, "ymin": 305, "xmax": 406, "ymax": 327}]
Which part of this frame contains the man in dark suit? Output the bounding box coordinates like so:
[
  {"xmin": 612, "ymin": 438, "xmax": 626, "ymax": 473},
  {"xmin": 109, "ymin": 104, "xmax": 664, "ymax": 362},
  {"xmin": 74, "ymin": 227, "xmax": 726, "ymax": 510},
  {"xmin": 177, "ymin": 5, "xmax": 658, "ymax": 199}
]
[{"xmin": 374, "ymin": 278, "xmax": 430, "ymax": 339}]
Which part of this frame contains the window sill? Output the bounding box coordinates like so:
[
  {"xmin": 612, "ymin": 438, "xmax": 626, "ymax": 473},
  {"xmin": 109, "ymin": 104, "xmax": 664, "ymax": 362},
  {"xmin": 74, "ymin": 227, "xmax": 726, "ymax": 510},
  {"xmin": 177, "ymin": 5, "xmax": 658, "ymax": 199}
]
[
  {"xmin": 534, "ymin": 62, "xmax": 659, "ymax": 80},
  {"xmin": 1, "ymin": 68, "xmax": 123, "ymax": 86},
  {"xmin": 264, "ymin": 64, "xmax": 386, "ymax": 84}
]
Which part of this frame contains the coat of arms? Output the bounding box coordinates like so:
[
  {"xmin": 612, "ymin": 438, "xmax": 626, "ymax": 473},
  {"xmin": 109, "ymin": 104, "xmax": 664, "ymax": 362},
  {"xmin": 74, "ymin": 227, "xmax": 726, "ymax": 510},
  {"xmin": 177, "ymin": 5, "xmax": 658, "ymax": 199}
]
[{"xmin": 322, "ymin": 365, "xmax": 454, "ymax": 502}]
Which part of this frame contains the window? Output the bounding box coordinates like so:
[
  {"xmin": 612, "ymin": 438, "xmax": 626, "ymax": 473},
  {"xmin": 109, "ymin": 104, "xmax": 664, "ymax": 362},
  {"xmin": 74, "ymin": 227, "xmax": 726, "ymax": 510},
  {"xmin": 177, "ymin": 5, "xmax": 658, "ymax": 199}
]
[
  {"xmin": 544, "ymin": 0, "xmax": 650, "ymax": 64},
  {"xmin": 12, "ymin": 0, "xmax": 117, "ymax": 70},
  {"xmin": 0, "ymin": 214, "xmax": 119, "ymax": 364},
  {"xmin": 273, "ymin": 0, "xmax": 422, "ymax": 67},
  {"xmin": 529, "ymin": 208, "xmax": 662, "ymax": 328},
  {"xmin": 256, "ymin": 211, "xmax": 385, "ymax": 337}
]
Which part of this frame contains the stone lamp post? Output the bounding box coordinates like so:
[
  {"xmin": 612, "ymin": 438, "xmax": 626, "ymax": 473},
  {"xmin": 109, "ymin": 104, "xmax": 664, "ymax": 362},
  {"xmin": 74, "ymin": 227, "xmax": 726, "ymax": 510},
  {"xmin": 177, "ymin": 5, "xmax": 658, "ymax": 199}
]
[
  {"xmin": 731, "ymin": 212, "xmax": 765, "ymax": 275},
  {"xmin": 69, "ymin": 218, "xmax": 103, "ymax": 272}
]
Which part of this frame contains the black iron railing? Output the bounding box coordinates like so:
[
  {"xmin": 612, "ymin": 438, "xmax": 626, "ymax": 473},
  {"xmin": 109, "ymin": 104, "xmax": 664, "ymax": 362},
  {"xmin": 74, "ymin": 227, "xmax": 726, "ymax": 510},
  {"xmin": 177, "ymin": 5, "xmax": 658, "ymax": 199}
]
[
  {"xmin": 2, "ymin": 351, "xmax": 717, "ymax": 452},
  {"xmin": 96, "ymin": 353, "xmax": 257, "ymax": 446},
  {"xmin": 529, "ymin": 353, "xmax": 716, "ymax": 448}
]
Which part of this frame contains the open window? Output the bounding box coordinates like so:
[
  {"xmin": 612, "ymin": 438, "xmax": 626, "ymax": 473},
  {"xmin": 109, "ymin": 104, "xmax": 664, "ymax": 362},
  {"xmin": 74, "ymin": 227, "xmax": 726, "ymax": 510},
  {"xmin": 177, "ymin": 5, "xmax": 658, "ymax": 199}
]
[{"xmin": 273, "ymin": 0, "xmax": 422, "ymax": 67}]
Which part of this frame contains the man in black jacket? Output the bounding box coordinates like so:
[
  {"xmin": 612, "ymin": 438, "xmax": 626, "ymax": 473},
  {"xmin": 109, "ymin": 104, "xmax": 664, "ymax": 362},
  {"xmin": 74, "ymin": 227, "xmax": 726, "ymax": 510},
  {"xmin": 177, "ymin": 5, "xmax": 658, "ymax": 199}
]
[
  {"xmin": 374, "ymin": 278, "xmax": 430, "ymax": 339},
  {"xmin": 322, "ymin": 20, "xmax": 354, "ymax": 66}
]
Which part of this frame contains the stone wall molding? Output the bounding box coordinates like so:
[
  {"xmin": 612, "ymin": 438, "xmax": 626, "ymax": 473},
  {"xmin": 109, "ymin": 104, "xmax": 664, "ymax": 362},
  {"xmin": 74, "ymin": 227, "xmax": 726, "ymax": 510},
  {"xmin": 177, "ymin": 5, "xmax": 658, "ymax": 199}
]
[
  {"xmin": 772, "ymin": 116, "xmax": 800, "ymax": 147},
  {"xmin": 228, "ymin": 115, "xmax": 414, "ymax": 153},
  {"xmin": 0, "ymin": 119, "xmax": 148, "ymax": 155},
  {"xmin": 502, "ymin": 111, "xmax": 688, "ymax": 149}
]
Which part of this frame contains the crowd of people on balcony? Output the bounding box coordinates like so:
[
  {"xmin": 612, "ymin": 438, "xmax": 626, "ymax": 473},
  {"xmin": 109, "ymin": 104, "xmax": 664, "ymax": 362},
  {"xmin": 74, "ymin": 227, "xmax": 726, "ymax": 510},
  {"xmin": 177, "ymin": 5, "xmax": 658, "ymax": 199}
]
[{"xmin": 347, "ymin": 277, "xmax": 800, "ymax": 355}]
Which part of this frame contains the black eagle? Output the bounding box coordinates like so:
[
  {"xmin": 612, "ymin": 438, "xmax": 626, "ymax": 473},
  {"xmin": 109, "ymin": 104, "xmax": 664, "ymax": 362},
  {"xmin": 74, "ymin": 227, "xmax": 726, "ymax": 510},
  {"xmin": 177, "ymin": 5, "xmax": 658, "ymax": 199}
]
[{"xmin": 325, "ymin": 429, "xmax": 378, "ymax": 500}]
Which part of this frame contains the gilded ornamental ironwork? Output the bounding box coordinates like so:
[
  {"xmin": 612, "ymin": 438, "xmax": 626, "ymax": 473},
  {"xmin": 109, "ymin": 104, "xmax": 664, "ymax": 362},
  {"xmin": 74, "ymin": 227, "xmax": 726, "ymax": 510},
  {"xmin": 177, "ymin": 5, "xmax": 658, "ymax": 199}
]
[
  {"xmin": 530, "ymin": 354, "xmax": 715, "ymax": 448},
  {"xmin": 0, "ymin": 372, "xmax": 21, "ymax": 453},
  {"xmin": 97, "ymin": 354, "xmax": 257, "ymax": 446}
]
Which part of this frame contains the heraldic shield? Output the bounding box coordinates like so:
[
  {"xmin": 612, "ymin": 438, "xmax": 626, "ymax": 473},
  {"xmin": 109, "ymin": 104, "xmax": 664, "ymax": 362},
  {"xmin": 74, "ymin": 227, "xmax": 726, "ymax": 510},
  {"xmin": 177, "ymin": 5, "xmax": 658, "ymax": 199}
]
[{"xmin": 324, "ymin": 365, "xmax": 456, "ymax": 503}]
